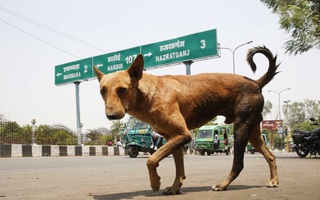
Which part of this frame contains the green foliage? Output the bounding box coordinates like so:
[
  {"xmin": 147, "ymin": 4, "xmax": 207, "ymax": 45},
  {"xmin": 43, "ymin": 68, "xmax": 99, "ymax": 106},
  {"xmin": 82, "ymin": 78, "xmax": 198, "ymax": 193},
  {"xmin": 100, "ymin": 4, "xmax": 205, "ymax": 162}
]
[
  {"xmin": 52, "ymin": 129, "xmax": 77, "ymax": 145},
  {"xmin": 261, "ymin": 0, "xmax": 320, "ymax": 55},
  {"xmin": 291, "ymin": 119, "xmax": 320, "ymax": 132},
  {"xmin": 0, "ymin": 121, "xmax": 31, "ymax": 144},
  {"xmin": 283, "ymin": 99, "xmax": 320, "ymax": 129},
  {"xmin": 86, "ymin": 129, "xmax": 102, "ymax": 144},
  {"xmin": 36, "ymin": 124, "xmax": 53, "ymax": 144},
  {"xmin": 0, "ymin": 119, "xmax": 78, "ymax": 145},
  {"xmin": 110, "ymin": 120, "xmax": 125, "ymax": 141},
  {"xmin": 263, "ymin": 100, "xmax": 273, "ymax": 118}
]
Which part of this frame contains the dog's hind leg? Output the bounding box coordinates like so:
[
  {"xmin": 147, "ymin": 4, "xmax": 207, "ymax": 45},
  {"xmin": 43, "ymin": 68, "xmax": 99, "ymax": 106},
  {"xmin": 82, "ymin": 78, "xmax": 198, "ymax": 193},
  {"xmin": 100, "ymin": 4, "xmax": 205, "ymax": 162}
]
[
  {"xmin": 212, "ymin": 120, "xmax": 250, "ymax": 191},
  {"xmin": 249, "ymin": 124, "xmax": 279, "ymax": 187}
]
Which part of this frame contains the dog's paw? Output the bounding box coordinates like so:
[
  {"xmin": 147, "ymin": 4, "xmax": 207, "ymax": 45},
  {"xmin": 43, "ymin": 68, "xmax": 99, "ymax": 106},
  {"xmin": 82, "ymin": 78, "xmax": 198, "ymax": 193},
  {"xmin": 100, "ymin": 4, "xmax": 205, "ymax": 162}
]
[
  {"xmin": 212, "ymin": 184, "xmax": 227, "ymax": 191},
  {"xmin": 163, "ymin": 187, "xmax": 181, "ymax": 195},
  {"xmin": 151, "ymin": 176, "xmax": 161, "ymax": 192},
  {"xmin": 266, "ymin": 179, "xmax": 279, "ymax": 188}
]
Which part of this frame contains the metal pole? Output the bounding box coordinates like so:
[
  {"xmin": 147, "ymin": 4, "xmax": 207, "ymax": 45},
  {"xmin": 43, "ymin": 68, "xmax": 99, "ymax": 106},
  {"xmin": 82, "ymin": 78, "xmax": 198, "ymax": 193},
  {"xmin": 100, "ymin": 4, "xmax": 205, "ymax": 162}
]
[
  {"xmin": 75, "ymin": 81, "xmax": 82, "ymax": 145},
  {"xmin": 183, "ymin": 60, "xmax": 193, "ymax": 75},
  {"xmin": 219, "ymin": 40, "xmax": 253, "ymax": 74},
  {"xmin": 278, "ymin": 92, "xmax": 281, "ymax": 120},
  {"xmin": 268, "ymin": 88, "xmax": 291, "ymax": 120},
  {"xmin": 31, "ymin": 119, "xmax": 36, "ymax": 144}
]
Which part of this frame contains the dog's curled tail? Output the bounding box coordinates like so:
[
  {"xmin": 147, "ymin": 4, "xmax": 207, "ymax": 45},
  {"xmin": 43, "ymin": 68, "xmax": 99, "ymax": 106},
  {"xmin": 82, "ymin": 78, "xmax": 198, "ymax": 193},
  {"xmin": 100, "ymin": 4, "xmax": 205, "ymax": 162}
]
[{"xmin": 247, "ymin": 46, "xmax": 280, "ymax": 89}]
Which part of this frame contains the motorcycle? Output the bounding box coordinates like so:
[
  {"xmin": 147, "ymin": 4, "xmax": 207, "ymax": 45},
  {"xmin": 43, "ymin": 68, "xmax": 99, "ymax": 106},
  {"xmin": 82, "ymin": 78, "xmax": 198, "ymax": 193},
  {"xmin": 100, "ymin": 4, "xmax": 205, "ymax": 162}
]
[{"xmin": 292, "ymin": 118, "xmax": 320, "ymax": 158}]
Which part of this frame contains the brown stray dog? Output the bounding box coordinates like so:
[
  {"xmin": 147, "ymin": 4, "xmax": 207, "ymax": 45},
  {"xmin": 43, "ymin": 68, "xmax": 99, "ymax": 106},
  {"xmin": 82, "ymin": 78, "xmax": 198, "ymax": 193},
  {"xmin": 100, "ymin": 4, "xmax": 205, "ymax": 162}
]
[{"xmin": 94, "ymin": 46, "xmax": 279, "ymax": 195}]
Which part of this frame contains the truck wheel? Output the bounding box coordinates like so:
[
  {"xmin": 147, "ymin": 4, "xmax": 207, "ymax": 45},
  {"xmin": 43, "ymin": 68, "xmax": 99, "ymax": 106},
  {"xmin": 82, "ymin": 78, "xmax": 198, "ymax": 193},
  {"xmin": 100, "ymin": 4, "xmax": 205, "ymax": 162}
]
[
  {"xmin": 128, "ymin": 146, "xmax": 139, "ymax": 158},
  {"xmin": 207, "ymin": 152, "xmax": 211, "ymax": 156},
  {"xmin": 199, "ymin": 150, "xmax": 205, "ymax": 156}
]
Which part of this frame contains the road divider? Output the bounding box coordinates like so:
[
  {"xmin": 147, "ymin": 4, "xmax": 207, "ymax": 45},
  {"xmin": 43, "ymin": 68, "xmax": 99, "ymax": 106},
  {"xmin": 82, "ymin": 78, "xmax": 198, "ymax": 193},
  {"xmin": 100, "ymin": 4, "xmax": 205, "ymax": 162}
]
[{"xmin": 0, "ymin": 144, "xmax": 195, "ymax": 158}]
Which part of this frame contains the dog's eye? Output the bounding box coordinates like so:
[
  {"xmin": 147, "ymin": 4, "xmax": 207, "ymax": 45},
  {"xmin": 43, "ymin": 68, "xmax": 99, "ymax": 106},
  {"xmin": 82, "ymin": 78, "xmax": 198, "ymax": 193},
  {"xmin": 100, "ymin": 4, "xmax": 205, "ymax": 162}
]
[
  {"xmin": 117, "ymin": 87, "xmax": 127, "ymax": 94},
  {"xmin": 100, "ymin": 88, "xmax": 106, "ymax": 95}
]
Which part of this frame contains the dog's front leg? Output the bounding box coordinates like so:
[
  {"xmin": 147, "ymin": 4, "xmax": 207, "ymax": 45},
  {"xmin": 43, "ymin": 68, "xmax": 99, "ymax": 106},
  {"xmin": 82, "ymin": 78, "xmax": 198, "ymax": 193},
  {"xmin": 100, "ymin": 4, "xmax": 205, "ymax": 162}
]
[
  {"xmin": 162, "ymin": 146, "xmax": 185, "ymax": 195},
  {"xmin": 146, "ymin": 134, "xmax": 191, "ymax": 194}
]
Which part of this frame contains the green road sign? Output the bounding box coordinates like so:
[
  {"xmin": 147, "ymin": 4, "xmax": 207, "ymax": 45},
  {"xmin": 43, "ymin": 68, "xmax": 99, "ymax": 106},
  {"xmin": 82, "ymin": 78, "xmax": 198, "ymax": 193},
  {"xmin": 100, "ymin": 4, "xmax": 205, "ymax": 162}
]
[
  {"xmin": 93, "ymin": 46, "xmax": 140, "ymax": 75},
  {"xmin": 55, "ymin": 29, "xmax": 218, "ymax": 85},
  {"xmin": 55, "ymin": 57, "xmax": 93, "ymax": 85},
  {"xmin": 141, "ymin": 29, "xmax": 218, "ymax": 69}
]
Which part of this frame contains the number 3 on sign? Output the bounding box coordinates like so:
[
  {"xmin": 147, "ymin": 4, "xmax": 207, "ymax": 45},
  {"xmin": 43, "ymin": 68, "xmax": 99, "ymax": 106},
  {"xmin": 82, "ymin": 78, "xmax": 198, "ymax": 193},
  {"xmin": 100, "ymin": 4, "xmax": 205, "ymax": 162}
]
[{"xmin": 200, "ymin": 40, "xmax": 206, "ymax": 49}]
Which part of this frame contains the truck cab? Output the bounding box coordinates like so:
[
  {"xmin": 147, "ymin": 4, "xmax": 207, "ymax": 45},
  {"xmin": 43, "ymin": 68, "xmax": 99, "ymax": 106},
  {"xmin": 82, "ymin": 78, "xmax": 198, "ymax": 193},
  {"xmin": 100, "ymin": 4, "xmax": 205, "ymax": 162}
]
[
  {"xmin": 195, "ymin": 125, "xmax": 232, "ymax": 156},
  {"xmin": 247, "ymin": 134, "xmax": 268, "ymax": 154},
  {"xmin": 121, "ymin": 116, "xmax": 163, "ymax": 158}
]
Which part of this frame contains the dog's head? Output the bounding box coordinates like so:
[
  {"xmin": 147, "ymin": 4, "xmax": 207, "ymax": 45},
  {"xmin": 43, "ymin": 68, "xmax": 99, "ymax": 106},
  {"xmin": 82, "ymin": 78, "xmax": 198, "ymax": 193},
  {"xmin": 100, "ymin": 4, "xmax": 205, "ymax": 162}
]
[{"xmin": 94, "ymin": 54, "xmax": 144, "ymax": 120}]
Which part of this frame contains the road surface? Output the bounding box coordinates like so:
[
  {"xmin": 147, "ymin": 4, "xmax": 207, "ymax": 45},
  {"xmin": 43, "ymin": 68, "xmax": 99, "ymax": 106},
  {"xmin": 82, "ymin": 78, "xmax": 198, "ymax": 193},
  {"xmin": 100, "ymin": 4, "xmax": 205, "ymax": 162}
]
[{"xmin": 0, "ymin": 151, "xmax": 319, "ymax": 200}]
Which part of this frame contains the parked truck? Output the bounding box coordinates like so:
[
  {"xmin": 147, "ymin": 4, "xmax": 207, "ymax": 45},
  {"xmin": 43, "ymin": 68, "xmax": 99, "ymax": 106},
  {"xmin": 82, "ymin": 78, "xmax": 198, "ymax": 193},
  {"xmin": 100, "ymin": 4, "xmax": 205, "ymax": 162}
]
[{"xmin": 195, "ymin": 125, "xmax": 232, "ymax": 156}]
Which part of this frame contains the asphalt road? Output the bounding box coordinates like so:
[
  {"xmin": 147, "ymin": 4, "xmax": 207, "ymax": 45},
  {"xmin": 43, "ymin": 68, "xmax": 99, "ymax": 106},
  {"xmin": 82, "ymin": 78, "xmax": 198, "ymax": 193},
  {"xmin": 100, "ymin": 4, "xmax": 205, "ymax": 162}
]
[{"xmin": 0, "ymin": 151, "xmax": 319, "ymax": 200}]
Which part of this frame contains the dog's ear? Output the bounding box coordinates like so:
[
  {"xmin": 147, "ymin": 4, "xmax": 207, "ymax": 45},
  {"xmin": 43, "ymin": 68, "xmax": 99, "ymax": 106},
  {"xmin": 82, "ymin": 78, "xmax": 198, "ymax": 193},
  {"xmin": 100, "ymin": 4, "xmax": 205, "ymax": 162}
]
[
  {"xmin": 127, "ymin": 54, "xmax": 144, "ymax": 81},
  {"xmin": 93, "ymin": 66, "xmax": 104, "ymax": 82}
]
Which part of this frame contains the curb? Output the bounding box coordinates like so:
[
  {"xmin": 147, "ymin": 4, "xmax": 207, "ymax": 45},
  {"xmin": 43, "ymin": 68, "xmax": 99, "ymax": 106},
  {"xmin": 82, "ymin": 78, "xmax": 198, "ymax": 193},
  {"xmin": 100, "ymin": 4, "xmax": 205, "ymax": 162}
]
[
  {"xmin": 0, "ymin": 144, "xmax": 196, "ymax": 158},
  {"xmin": 0, "ymin": 144, "xmax": 126, "ymax": 158}
]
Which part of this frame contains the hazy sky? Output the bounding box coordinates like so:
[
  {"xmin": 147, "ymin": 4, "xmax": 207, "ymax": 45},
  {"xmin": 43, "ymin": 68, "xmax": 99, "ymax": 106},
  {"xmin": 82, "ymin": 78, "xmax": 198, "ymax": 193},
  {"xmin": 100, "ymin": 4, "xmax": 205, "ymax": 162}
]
[{"xmin": 0, "ymin": 0, "xmax": 319, "ymax": 132}]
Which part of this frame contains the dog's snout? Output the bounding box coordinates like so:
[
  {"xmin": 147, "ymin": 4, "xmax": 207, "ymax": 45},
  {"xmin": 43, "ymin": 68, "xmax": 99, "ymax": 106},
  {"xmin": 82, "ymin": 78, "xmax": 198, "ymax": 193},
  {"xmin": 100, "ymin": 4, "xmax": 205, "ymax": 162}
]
[
  {"xmin": 106, "ymin": 111, "xmax": 125, "ymax": 120},
  {"xmin": 106, "ymin": 114, "xmax": 118, "ymax": 120}
]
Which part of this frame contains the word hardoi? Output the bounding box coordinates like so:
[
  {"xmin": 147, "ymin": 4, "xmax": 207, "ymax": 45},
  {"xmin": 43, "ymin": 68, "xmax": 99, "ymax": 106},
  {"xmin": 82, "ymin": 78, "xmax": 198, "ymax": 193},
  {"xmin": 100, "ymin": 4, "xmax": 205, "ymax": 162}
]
[{"xmin": 107, "ymin": 63, "xmax": 123, "ymax": 72}]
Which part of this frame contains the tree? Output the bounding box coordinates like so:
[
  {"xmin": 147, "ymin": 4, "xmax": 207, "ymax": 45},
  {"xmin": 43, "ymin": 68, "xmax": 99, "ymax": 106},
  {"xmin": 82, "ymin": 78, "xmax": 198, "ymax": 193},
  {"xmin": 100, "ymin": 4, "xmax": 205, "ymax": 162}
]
[
  {"xmin": 1, "ymin": 121, "xmax": 29, "ymax": 144},
  {"xmin": 52, "ymin": 129, "xmax": 77, "ymax": 145},
  {"xmin": 263, "ymin": 100, "xmax": 273, "ymax": 119},
  {"xmin": 282, "ymin": 99, "xmax": 320, "ymax": 129},
  {"xmin": 291, "ymin": 120, "xmax": 319, "ymax": 132},
  {"xmin": 86, "ymin": 129, "xmax": 102, "ymax": 144},
  {"xmin": 36, "ymin": 125, "xmax": 54, "ymax": 144},
  {"xmin": 110, "ymin": 120, "xmax": 125, "ymax": 142},
  {"xmin": 261, "ymin": 0, "xmax": 320, "ymax": 55}
]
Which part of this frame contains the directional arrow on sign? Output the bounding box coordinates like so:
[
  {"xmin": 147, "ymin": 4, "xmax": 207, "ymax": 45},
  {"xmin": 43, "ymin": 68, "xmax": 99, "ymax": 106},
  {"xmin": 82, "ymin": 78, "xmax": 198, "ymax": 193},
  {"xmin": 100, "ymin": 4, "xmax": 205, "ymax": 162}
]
[
  {"xmin": 96, "ymin": 64, "xmax": 103, "ymax": 68},
  {"xmin": 144, "ymin": 52, "xmax": 152, "ymax": 57}
]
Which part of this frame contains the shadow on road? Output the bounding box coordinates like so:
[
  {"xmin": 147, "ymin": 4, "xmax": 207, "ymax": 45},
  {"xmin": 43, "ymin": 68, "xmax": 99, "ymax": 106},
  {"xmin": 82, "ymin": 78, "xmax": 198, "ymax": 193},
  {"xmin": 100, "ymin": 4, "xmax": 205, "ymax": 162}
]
[{"xmin": 91, "ymin": 185, "xmax": 263, "ymax": 200}]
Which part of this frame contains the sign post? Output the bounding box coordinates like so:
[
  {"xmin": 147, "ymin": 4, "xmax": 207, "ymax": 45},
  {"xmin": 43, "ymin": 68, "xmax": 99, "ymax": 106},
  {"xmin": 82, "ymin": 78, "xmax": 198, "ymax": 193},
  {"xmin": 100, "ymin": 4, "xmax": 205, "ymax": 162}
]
[{"xmin": 75, "ymin": 82, "xmax": 81, "ymax": 145}]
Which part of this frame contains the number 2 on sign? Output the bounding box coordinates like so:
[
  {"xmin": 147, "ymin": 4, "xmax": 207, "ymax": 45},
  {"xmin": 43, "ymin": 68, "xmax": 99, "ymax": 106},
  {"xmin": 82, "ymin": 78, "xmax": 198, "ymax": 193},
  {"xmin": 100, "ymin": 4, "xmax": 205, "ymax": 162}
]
[
  {"xmin": 84, "ymin": 65, "xmax": 88, "ymax": 73},
  {"xmin": 200, "ymin": 40, "xmax": 206, "ymax": 49}
]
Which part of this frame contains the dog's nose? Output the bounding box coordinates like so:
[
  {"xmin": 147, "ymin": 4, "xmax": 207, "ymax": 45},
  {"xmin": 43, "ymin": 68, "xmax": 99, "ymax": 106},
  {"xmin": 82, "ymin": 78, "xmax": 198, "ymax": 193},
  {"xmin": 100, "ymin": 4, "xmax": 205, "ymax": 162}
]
[{"xmin": 106, "ymin": 114, "xmax": 118, "ymax": 120}]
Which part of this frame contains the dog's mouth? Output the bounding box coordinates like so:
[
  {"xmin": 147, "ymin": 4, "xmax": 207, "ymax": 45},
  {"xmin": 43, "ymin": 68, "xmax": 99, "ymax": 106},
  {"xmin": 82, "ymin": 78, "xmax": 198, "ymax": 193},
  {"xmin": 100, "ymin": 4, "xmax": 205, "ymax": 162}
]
[
  {"xmin": 106, "ymin": 112, "xmax": 125, "ymax": 120},
  {"xmin": 107, "ymin": 115, "xmax": 120, "ymax": 120}
]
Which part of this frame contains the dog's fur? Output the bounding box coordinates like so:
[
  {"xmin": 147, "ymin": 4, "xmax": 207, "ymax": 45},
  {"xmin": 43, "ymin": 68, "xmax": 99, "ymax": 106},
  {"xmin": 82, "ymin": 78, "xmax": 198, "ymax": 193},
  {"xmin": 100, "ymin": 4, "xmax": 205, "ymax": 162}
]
[{"xmin": 94, "ymin": 46, "xmax": 279, "ymax": 195}]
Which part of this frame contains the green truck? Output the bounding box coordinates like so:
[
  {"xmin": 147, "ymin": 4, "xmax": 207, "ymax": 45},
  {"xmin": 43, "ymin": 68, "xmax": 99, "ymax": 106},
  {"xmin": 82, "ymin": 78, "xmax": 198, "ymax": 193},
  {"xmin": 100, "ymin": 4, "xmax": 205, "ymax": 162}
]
[
  {"xmin": 195, "ymin": 125, "xmax": 232, "ymax": 156},
  {"xmin": 121, "ymin": 117, "xmax": 164, "ymax": 158}
]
